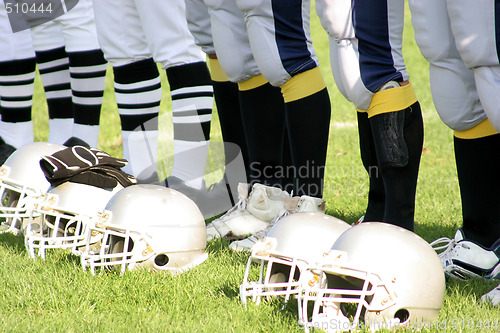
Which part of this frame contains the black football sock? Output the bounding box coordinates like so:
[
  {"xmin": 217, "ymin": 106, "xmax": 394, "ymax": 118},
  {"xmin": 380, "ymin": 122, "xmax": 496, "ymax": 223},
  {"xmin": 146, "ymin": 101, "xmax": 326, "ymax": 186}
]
[
  {"xmin": 212, "ymin": 80, "xmax": 250, "ymax": 180},
  {"xmin": 238, "ymin": 77, "xmax": 286, "ymax": 188},
  {"xmin": 370, "ymin": 102, "xmax": 424, "ymax": 231},
  {"xmin": 281, "ymin": 128, "xmax": 294, "ymax": 195},
  {"xmin": 454, "ymin": 131, "xmax": 500, "ymax": 247},
  {"xmin": 357, "ymin": 111, "xmax": 385, "ymax": 222},
  {"xmin": 281, "ymin": 68, "xmax": 331, "ymax": 198}
]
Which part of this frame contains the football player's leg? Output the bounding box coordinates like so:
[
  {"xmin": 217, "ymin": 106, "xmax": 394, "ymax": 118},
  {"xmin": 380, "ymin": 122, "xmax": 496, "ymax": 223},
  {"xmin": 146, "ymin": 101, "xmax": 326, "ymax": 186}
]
[
  {"xmin": 113, "ymin": 58, "xmax": 161, "ymax": 178},
  {"xmin": 188, "ymin": 0, "xmax": 251, "ymax": 184},
  {"xmin": 208, "ymin": 57, "xmax": 249, "ymax": 180},
  {"xmin": 409, "ymin": 0, "xmax": 485, "ymax": 132},
  {"xmin": 454, "ymin": 121, "xmax": 500, "ymax": 247},
  {"xmin": 320, "ymin": 0, "xmax": 421, "ymax": 229},
  {"xmin": 434, "ymin": 119, "xmax": 500, "ymax": 280},
  {"xmin": 411, "ymin": 0, "xmax": 495, "ymax": 239},
  {"xmin": 0, "ymin": 16, "xmax": 35, "ymax": 153},
  {"xmin": 445, "ymin": 0, "xmax": 500, "ymax": 132},
  {"xmin": 238, "ymin": 0, "xmax": 331, "ymax": 197},
  {"xmin": 368, "ymin": 99, "xmax": 423, "ymax": 232},
  {"xmin": 447, "ymin": 0, "xmax": 500, "ymax": 246},
  {"xmin": 138, "ymin": 0, "xmax": 212, "ymax": 189},
  {"xmin": 238, "ymin": 77, "xmax": 287, "ymax": 188},
  {"xmin": 93, "ymin": 0, "xmax": 160, "ymax": 176},
  {"xmin": 0, "ymin": 58, "xmax": 35, "ymax": 151},
  {"xmin": 280, "ymin": 68, "xmax": 331, "ymax": 198},
  {"xmin": 318, "ymin": 0, "xmax": 385, "ymax": 219},
  {"xmin": 208, "ymin": 0, "xmax": 288, "ymax": 188},
  {"xmin": 186, "ymin": 0, "xmax": 249, "ymax": 214},
  {"xmin": 31, "ymin": 21, "xmax": 74, "ymax": 144},
  {"xmin": 60, "ymin": 0, "xmax": 107, "ymax": 148},
  {"xmin": 358, "ymin": 0, "xmax": 422, "ymax": 231},
  {"xmin": 356, "ymin": 112, "xmax": 385, "ymax": 222}
]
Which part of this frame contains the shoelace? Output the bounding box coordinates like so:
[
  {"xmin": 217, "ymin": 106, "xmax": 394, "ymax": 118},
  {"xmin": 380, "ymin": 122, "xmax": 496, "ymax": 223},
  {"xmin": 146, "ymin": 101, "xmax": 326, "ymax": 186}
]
[
  {"xmin": 223, "ymin": 197, "xmax": 247, "ymax": 218},
  {"xmin": 430, "ymin": 237, "xmax": 454, "ymax": 254}
]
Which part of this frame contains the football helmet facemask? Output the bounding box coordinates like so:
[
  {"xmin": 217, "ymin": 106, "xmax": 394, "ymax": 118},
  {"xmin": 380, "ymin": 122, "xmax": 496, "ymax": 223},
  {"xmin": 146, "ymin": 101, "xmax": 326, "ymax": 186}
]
[
  {"xmin": 297, "ymin": 222, "xmax": 445, "ymax": 332},
  {"xmin": 0, "ymin": 142, "xmax": 65, "ymax": 234},
  {"xmin": 24, "ymin": 181, "xmax": 123, "ymax": 259},
  {"xmin": 240, "ymin": 212, "xmax": 351, "ymax": 305},
  {"xmin": 80, "ymin": 184, "xmax": 208, "ymax": 275}
]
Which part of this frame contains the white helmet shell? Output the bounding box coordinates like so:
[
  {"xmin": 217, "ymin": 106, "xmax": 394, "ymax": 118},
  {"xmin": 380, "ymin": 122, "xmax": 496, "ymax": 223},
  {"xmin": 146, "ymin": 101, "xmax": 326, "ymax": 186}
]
[
  {"xmin": 81, "ymin": 184, "xmax": 207, "ymax": 275},
  {"xmin": 298, "ymin": 222, "xmax": 445, "ymax": 331},
  {"xmin": 25, "ymin": 181, "xmax": 123, "ymax": 258},
  {"xmin": 240, "ymin": 212, "xmax": 351, "ymax": 305},
  {"xmin": 0, "ymin": 142, "xmax": 65, "ymax": 234}
]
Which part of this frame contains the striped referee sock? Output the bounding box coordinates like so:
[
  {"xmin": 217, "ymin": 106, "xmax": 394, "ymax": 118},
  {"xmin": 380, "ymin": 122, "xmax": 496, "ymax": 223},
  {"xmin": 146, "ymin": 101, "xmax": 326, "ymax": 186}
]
[
  {"xmin": 67, "ymin": 49, "xmax": 107, "ymax": 148},
  {"xmin": 35, "ymin": 46, "xmax": 73, "ymax": 144},
  {"xmin": 167, "ymin": 61, "xmax": 213, "ymax": 189},
  {"xmin": 0, "ymin": 57, "xmax": 36, "ymax": 148},
  {"xmin": 113, "ymin": 58, "xmax": 162, "ymax": 177}
]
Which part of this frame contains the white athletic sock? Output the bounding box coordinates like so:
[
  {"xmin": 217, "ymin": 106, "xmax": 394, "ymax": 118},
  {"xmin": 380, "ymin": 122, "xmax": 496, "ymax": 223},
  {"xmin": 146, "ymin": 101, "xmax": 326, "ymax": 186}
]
[
  {"xmin": 0, "ymin": 121, "xmax": 34, "ymax": 148},
  {"xmin": 122, "ymin": 129, "xmax": 159, "ymax": 179},
  {"xmin": 72, "ymin": 123, "xmax": 100, "ymax": 148},
  {"xmin": 171, "ymin": 140, "xmax": 210, "ymax": 189},
  {"xmin": 48, "ymin": 118, "xmax": 74, "ymax": 144}
]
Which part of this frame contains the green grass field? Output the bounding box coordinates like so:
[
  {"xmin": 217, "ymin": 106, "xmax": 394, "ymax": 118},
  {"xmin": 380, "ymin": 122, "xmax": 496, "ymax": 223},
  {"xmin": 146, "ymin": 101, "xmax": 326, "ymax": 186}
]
[{"xmin": 1, "ymin": 5, "xmax": 499, "ymax": 333}]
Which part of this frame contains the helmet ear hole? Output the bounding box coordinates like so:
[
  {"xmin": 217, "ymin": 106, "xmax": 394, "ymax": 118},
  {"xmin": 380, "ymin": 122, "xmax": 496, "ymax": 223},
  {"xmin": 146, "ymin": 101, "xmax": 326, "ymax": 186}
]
[
  {"xmin": 394, "ymin": 309, "xmax": 410, "ymax": 323},
  {"xmin": 154, "ymin": 254, "xmax": 169, "ymax": 267}
]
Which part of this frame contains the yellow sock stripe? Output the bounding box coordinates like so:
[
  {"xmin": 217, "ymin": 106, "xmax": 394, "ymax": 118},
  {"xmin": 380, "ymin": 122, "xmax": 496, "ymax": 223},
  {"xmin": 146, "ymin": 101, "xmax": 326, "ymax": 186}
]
[
  {"xmin": 208, "ymin": 58, "xmax": 229, "ymax": 82},
  {"xmin": 280, "ymin": 67, "xmax": 326, "ymax": 103},
  {"xmin": 359, "ymin": 83, "xmax": 417, "ymax": 118},
  {"xmin": 238, "ymin": 74, "xmax": 268, "ymax": 91},
  {"xmin": 454, "ymin": 118, "xmax": 499, "ymax": 139}
]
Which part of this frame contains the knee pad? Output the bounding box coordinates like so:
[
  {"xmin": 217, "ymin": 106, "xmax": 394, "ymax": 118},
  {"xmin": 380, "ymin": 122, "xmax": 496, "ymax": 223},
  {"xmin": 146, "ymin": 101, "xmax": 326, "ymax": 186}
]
[
  {"xmin": 446, "ymin": 0, "xmax": 499, "ymax": 68},
  {"xmin": 428, "ymin": 63, "xmax": 484, "ymax": 131},
  {"xmin": 474, "ymin": 67, "xmax": 500, "ymax": 133},
  {"xmin": 208, "ymin": 0, "xmax": 259, "ymax": 82},
  {"xmin": 369, "ymin": 110, "xmax": 410, "ymax": 169},
  {"xmin": 330, "ymin": 38, "xmax": 373, "ymax": 110}
]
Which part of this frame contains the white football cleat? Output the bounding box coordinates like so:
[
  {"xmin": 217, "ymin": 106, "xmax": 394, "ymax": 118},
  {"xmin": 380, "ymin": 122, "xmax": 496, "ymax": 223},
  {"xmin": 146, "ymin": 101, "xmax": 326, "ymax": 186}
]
[
  {"xmin": 430, "ymin": 229, "xmax": 500, "ymax": 280},
  {"xmin": 205, "ymin": 183, "xmax": 288, "ymax": 241},
  {"xmin": 229, "ymin": 194, "xmax": 326, "ymax": 252},
  {"xmin": 481, "ymin": 283, "xmax": 500, "ymax": 306}
]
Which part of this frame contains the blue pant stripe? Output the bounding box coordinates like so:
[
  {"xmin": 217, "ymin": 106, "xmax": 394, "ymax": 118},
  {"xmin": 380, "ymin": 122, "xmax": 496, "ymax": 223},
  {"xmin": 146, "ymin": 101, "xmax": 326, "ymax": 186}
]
[
  {"xmin": 272, "ymin": 0, "xmax": 315, "ymax": 77},
  {"xmin": 354, "ymin": 0, "xmax": 402, "ymax": 92}
]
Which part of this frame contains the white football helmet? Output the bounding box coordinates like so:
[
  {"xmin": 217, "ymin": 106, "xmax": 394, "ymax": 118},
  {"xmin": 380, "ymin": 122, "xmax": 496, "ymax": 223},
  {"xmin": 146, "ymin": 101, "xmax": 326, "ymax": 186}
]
[
  {"xmin": 80, "ymin": 184, "xmax": 208, "ymax": 275},
  {"xmin": 298, "ymin": 222, "xmax": 445, "ymax": 332},
  {"xmin": 24, "ymin": 181, "xmax": 123, "ymax": 259},
  {"xmin": 0, "ymin": 142, "xmax": 65, "ymax": 234},
  {"xmin": 240, "ymin": 213, "xmax": 351, "ymax": 305}
]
